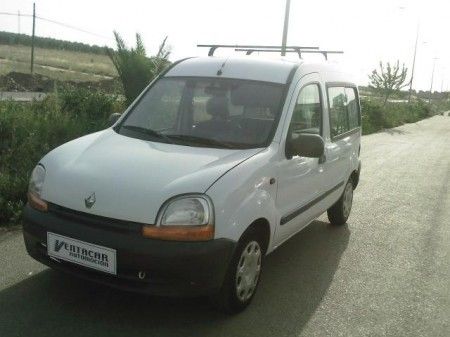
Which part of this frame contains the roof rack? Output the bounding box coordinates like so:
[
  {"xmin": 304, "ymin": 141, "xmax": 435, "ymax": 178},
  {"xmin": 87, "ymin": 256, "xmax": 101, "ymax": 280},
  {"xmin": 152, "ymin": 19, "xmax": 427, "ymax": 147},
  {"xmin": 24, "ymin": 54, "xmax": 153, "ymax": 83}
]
[
  {"xmin": 197, "ymin": 44, "xmax": 343, "ymax": 60},
  {"xmin": 235, "ymin": 48, "xmax": 344, "ymax": 60},
  {"xmin": 197, "ymin": 44, "xmax": 319, "ymax": 57}
]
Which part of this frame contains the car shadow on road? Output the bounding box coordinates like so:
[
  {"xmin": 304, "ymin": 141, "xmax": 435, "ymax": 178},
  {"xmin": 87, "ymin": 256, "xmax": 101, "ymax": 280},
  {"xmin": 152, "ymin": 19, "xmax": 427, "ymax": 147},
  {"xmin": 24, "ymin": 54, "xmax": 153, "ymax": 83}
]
[{"xmin": 0, "ymin": 220, "xmax": 350, "ymax": 337}]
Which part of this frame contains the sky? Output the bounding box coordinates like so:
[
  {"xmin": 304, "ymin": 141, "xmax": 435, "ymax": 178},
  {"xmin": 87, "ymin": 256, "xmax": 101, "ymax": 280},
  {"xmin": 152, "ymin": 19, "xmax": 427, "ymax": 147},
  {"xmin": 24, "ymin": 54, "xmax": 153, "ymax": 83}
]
[{"xmin": 1, "ymin": 0, "xmax": 449, "ymax": 91}]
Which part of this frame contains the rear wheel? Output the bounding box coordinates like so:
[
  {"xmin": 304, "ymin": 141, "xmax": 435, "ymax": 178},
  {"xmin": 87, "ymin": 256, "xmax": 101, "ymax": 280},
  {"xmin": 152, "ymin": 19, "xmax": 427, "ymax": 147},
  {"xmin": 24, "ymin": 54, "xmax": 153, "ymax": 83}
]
[
  {"xmin": 212, "ymin": 228, "xmax": 264, "ymax": 314},
  {"xmin": 327, "ymin": 180, "xmax": 353, "ymax": 226}
]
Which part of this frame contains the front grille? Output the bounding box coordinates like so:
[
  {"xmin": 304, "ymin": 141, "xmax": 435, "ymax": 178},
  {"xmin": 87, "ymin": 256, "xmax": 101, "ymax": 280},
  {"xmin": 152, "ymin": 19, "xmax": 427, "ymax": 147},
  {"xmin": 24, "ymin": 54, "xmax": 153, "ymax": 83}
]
[{"xmin": 48, "ymin": 203, "xmax": 144, "ymax": 234}]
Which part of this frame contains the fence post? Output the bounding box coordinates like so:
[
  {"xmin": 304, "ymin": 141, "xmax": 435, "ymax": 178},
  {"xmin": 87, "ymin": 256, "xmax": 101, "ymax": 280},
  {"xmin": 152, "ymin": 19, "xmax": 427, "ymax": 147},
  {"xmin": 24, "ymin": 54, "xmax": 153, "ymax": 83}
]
[{"xmin": 30, "ymin": 3, "xmax": 36, "ymax": 73}]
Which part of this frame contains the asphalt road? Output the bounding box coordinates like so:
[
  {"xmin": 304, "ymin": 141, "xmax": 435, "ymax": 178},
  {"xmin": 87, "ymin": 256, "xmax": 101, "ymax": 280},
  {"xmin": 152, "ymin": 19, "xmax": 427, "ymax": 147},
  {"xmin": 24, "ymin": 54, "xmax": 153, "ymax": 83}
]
[{"xmin": 1, "ymin": 115, "xmax": 449, "ymax": 337}]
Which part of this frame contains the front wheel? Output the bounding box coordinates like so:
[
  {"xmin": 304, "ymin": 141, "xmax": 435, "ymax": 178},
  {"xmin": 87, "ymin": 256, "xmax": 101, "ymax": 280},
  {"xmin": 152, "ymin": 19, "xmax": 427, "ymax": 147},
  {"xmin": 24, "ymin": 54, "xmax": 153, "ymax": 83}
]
[
  {"xmin": 212, "ymin": 228, "xmax": 264, "ymax": 314},
  {"xmin": 327, "ymin": 180, "xmax": 353, "ymax": 225}
]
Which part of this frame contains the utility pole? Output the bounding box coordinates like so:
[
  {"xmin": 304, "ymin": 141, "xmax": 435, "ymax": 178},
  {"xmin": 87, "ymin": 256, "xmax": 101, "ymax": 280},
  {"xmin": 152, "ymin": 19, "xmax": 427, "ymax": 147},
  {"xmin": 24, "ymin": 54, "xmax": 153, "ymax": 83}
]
[
  {"xmin": 18, "ymin": 11, "xmax": 21, "ymax": 34},
  {"xmin": 408, "ymin": 24, "xmax": 419, "ymax": 103},
  {"xmin": 281, "ymin": 0, "xmax": 291, "ymax": 56},
  {"xmin": 30, "ymin": 3, "xmax": 36, "ymax": 74},
  {"xmin": 429, "ymin": 58, "xmax": 438, "ymax": 104}
]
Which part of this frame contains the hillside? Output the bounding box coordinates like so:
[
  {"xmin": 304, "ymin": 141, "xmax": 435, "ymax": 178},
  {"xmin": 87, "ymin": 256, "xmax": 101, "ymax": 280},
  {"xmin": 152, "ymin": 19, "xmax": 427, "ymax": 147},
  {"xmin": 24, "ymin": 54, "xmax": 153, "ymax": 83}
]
[
  {"xmin": 0, "ymin": 44, "xmax": 117, "ymax": 82},
  {"xmin": 0, "ymin": 32, "xmax": 117, "ymax": 84},
  {"xmin": 0, "ymin": 31, "xmax": 110, "ymax": 55}
]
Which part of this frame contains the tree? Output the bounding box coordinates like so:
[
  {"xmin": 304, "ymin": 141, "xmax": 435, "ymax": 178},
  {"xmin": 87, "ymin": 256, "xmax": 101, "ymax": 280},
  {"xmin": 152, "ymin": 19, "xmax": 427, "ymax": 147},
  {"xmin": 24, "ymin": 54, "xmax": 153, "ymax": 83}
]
[
  {"xmin": 368, "ymin": 61, "xmax": 408, "ymax": 106},
  {"xmin": 108, "ymin": 32, "xmax": 170, "ymax": 104}
]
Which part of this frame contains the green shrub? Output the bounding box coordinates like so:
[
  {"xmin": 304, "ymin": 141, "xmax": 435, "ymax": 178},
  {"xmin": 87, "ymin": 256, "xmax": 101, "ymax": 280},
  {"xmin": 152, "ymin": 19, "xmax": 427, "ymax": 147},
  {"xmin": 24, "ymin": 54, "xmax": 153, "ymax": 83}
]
[
  {"xmin": 360, "ymin": 99, "xmax": 386, "ymax": 134},
  {"xmin": 59, "ymin": 87, "xmax": 117, "ymax": 121},
  {"xmin": 108, "ymin": 32, "xmax": 170, "ymax": 104},
  {"xmin": 0, "ymin": 89, "xmax": 124, "ymax": 225},
  {"xmin": 360, "ymin": 98, "xmax": 436, "ymax": 135}
]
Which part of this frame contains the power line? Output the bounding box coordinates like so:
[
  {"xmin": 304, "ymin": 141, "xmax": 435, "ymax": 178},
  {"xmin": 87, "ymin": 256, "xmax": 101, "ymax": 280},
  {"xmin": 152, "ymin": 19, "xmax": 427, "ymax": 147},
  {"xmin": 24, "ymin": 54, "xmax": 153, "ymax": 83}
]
[
  {"xmin": 0, "ymin": 11, "xmax": 33, "ymax": 18},
  {"xmin": 0, "ymin": 11, "xmax": 113, "ymax": 42},
  {"xmin": 36, "ymin": 15, "xmax": 112, "ymax": 40}
]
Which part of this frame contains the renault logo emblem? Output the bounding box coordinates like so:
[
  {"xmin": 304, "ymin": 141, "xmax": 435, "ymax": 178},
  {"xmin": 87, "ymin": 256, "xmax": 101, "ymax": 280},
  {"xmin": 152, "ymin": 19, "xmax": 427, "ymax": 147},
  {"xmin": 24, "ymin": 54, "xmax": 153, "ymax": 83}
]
[{"xmin": 84, "ymin": 192, "xmax": 96, "ymax": 209}]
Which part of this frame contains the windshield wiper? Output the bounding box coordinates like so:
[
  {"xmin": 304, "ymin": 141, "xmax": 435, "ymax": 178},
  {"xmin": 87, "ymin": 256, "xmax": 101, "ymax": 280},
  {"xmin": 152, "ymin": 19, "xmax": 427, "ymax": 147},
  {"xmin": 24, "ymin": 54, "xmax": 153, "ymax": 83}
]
[
  {"xmin": 167, "ymin": 134, "xmax": 236, "ymax": 149},
  {"xmin": 121, "ymin": 125, "xmax": 173, "ymax": 144}
]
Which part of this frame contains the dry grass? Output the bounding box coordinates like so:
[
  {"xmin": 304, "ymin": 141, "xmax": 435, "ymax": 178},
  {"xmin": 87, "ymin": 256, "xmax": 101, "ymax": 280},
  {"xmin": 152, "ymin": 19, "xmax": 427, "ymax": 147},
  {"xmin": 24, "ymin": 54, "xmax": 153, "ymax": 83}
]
[{"xmin": 0, "ymin": 44, "xmax": 117, "ymax": 82}]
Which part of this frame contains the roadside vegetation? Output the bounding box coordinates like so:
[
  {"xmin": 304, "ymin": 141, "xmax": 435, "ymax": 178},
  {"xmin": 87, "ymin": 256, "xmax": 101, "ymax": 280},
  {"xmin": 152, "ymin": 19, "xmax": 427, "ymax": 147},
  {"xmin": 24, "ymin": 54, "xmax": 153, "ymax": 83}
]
[
  {"xmin": 368, "ymin": 61, "xmax": 409, "ymax": 106},
  {"xmin": 363, "ymin": 59, "xmax": 449, "ymax": 134},
  {"xmin": 360, "ymin": 99, "xmax": 439, "ymax": 135},
  {"xmin": 108, "ymin": 32, "xmax": 170, "ymax": 104}
]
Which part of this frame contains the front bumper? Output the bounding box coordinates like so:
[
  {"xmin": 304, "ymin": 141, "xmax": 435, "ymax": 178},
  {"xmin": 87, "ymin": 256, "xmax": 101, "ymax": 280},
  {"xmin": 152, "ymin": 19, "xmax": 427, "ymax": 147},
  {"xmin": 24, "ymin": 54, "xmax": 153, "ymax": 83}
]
[{"xmin": 23, "ymin": 204, "xmax": 236, "ymax": 297}]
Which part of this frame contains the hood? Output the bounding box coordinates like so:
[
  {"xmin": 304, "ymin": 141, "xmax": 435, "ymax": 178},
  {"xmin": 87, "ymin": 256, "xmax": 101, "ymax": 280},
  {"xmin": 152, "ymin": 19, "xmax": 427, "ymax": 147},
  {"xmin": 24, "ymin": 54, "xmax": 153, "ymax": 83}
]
[{"xmin": 40, "ymin": 129, "xmax": 260, "ymax": 224}]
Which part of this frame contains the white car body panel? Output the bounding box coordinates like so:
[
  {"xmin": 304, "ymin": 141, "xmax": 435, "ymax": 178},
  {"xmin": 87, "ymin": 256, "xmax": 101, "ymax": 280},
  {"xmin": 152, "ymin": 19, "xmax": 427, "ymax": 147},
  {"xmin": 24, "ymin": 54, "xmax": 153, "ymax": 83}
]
[
  {"xmin": 206, "ymin": 145, "xmax": 279, "ymax": 247},
  {"xmin": 40, "ymin": 129, "xmax": 261, "ymax": 224},
  {"xmin": 165, "ymin": 57, "xmax": 297, "ymax": 84}
]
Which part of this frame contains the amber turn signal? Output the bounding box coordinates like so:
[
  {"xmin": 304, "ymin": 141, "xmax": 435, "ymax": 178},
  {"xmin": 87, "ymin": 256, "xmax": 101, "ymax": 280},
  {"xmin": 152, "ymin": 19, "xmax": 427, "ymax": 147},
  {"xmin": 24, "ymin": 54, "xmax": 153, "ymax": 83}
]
[
  {"xmin": 142, "ymin": 224, "xmax": 214, "ymax": 241},
  {"xmin": 27, "ymin": 192, "xmax": 48, "ymax": 212}
]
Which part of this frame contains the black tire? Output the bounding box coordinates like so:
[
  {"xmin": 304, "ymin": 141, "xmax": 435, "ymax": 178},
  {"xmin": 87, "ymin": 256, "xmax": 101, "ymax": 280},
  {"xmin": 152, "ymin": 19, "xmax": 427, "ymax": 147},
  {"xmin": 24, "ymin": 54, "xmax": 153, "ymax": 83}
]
[
  {"xmin": 212, "ymin": 227, "xmax": 265, "ymax": 314},
  {"xmin": 327, "ymin": 180, "xmax": 354, "ymax": 226}
]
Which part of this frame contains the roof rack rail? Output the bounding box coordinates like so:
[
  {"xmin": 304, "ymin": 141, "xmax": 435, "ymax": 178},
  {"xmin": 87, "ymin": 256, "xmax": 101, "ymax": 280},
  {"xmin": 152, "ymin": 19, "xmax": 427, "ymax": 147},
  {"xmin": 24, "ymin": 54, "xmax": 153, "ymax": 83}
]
[
  {"xmin": 234, "ymin": 48, "xmax": 344, "ymax": 60},
  {"xmin": 197, "ymin": 44, "xmax": 319, "ymax": 56}
]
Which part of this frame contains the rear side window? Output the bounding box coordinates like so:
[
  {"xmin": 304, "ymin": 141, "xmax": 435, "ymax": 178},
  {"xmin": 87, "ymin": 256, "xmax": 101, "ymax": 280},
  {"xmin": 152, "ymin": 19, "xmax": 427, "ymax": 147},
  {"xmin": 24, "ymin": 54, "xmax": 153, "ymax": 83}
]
[
  {"xmin": 346, "ymin": 87, "xmax": 360, "ymax": 129},
  {"xmin": 327, "ymin": 86, "xmax": 360, "ymax": 139}
]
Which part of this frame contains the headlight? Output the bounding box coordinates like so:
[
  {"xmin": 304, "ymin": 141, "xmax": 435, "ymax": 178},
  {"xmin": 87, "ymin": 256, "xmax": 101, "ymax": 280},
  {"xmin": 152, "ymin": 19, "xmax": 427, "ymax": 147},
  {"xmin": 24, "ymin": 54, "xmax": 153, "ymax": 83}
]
[
  {"xmin": 142, "ymin": 195, "xmax": 214, "ymax": 241},
  {"xmin": 28, "ymin": 164, "xmax": 48, "ymax": 211},
  {"xmin": 29, "ymin": 165, "xmax": 46, "ymax": 196},
  {"xmin": 160, "ymin": 196, "xmax": 212, "ymax": 226}
]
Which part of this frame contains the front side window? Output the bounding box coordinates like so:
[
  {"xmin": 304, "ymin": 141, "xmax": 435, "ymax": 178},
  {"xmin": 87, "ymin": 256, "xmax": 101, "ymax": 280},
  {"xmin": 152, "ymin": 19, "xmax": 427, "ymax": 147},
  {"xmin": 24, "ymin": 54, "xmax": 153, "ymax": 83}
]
[
  {"xmin": 118, "ymin": 77, "xmax": 285, "ymax": 149},
  {"xmin": 289, "ymin": 83, "xmax": 322, "ymax": 135}
]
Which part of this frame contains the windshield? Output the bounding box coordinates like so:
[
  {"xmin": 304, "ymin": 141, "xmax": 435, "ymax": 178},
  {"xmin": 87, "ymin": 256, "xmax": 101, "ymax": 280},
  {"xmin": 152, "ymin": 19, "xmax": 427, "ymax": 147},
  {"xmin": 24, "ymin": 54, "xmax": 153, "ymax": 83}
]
[{"xmin": 117, "ymin": 77, "xmax": 285, "ymax": 149}]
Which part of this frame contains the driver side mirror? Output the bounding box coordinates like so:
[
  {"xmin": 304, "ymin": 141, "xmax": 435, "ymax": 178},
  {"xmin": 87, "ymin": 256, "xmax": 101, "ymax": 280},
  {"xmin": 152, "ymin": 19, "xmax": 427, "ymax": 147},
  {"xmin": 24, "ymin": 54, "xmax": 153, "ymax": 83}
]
[
  {"xmin": 108, "ymin": 113, "xmax": 122, "ymax": 126},
  {"xmin": 286, "ymin": 133, "xmax": 325, "ymax": 159}
]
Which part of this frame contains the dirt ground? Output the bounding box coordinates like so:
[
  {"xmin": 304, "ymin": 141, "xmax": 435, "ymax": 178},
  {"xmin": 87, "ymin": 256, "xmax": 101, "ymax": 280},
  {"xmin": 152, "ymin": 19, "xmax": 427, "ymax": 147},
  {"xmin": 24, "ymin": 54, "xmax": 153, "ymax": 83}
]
[{"xmin": 0, "ymin": 72, "xmax": 121, "ymax": 93}]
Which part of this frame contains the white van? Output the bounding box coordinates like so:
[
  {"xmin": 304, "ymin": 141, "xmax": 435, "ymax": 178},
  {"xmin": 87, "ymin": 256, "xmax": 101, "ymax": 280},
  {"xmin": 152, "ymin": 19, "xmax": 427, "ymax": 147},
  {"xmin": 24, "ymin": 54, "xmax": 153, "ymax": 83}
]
[{"xmin": 23, "ymin": 45, "xmax": 361, "ymax": 313}]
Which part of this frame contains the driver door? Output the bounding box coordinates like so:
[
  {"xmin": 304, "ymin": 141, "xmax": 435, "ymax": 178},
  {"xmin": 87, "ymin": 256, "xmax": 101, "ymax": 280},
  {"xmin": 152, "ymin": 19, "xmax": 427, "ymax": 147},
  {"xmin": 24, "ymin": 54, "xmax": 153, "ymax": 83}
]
[{"xmin": 275, "ymin": 73, "xmax": 325, "ymax": 245}]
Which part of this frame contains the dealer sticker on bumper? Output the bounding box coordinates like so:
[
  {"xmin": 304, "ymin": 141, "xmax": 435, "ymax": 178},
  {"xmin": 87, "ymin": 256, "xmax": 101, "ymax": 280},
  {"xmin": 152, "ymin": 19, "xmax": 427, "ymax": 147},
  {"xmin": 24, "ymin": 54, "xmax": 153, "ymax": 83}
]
[{"xmin": 47, "ymin": 232, "xmax": 117, "ymax": 275}]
